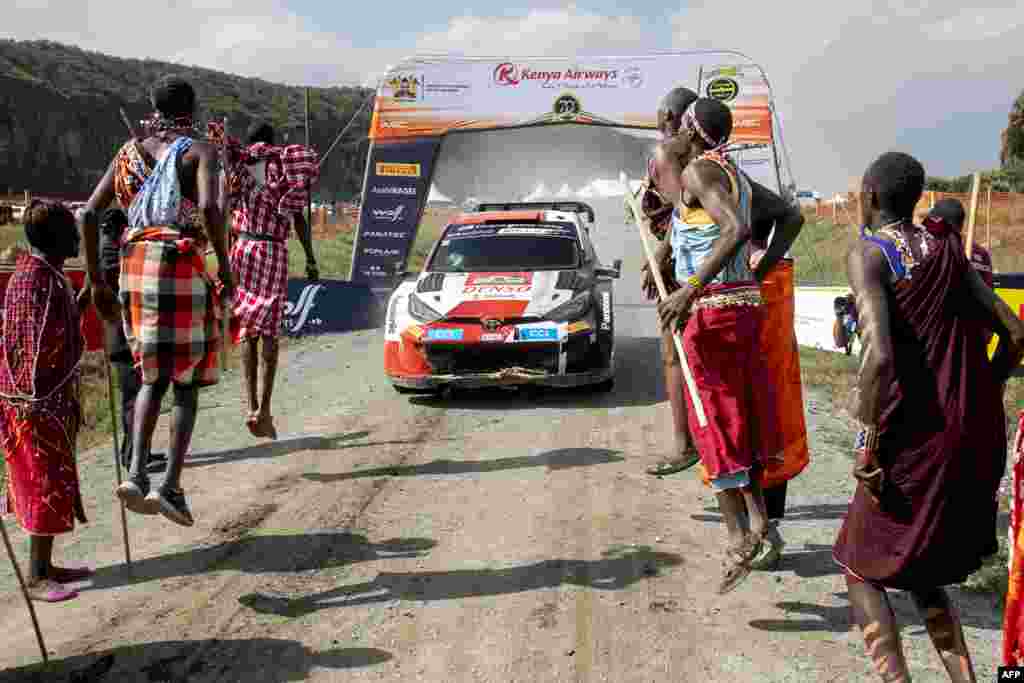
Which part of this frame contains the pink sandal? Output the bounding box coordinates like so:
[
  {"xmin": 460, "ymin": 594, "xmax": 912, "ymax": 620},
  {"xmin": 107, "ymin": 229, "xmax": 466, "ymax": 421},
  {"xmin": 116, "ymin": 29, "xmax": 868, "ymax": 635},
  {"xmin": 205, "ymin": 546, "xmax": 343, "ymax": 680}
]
[{"xmin": 27, "ymin": 580, "xmax": 79, "ymax": 603}]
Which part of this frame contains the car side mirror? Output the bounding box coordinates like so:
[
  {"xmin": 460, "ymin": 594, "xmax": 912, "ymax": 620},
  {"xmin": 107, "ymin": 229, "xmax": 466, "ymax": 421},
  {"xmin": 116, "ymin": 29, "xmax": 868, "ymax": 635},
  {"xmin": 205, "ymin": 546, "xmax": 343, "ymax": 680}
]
[{"xmin": 595, "ymin": 259, "xmax": 622, "ymax": 279}]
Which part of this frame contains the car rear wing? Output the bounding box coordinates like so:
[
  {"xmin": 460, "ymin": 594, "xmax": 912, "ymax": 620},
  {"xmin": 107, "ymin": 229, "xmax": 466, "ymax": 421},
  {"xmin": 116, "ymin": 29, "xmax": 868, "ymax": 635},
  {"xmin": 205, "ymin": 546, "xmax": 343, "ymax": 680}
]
[{"xmin": 474, "ymin": 201, "xmax": 595, "ymax": 223}]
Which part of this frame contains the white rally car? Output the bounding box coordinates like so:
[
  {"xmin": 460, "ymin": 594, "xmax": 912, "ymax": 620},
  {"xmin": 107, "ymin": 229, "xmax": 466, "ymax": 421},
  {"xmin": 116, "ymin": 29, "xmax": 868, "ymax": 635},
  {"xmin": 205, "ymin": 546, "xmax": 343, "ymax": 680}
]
[{"xmin": 384, "ymin": 201, "xmax": 621, "ymax": 394}]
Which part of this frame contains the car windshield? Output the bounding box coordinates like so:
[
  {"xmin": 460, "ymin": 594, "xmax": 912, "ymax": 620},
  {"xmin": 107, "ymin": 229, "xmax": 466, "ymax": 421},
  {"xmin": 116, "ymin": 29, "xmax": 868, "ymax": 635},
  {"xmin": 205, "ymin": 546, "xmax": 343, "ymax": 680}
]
[{"xmin": 428, "ymin": 222, "xmax": 580, "ymax": 272}]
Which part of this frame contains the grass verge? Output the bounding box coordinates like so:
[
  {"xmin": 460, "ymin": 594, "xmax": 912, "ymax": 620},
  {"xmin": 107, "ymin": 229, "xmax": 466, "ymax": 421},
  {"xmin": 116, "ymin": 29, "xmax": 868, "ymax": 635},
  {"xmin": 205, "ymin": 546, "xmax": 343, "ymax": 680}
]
[{"xmin": 799, "ymin": 346, "xmax": 1022, "ymax": 599}]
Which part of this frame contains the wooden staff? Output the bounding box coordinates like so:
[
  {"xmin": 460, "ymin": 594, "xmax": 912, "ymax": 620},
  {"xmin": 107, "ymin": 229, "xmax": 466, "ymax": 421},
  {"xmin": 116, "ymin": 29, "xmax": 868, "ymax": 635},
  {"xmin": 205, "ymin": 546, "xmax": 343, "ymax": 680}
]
[
  {"xmin": 0, "ymin": 516, "xmax": 48, "ymax": 662},
  {"xmin": 965, "ymin": 172, "xmax": 981, "ymax": 258},
  {"xmin": 620, "ymin": 172, "xmax": 707, "ymax": 427},
  {"xmin": 986, "ymin": 186, "xmax": 992, "ymax": 252},
  {"xmin": 103, "ymin": 330, "xmax": 131, "ymax": 565},
  {"xmin": 219, "ymin": 117, "xmax": 231, "ymax": 372}
]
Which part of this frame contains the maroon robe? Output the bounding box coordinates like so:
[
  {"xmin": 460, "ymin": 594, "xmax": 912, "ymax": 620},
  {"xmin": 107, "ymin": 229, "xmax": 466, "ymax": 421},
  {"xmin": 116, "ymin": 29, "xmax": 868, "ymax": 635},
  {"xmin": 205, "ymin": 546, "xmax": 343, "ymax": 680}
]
[{"xmin": 833, "ymin": 230, "xmax": 1006, "ymax": 589}]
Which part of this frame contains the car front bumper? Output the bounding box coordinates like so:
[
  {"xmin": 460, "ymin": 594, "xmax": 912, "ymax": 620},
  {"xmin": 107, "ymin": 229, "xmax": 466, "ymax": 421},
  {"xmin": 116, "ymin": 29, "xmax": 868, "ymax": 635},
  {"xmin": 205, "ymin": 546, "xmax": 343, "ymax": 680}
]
[{"xmin": 388, "ymin": 364, "xmax": 614, "ymax": 390}]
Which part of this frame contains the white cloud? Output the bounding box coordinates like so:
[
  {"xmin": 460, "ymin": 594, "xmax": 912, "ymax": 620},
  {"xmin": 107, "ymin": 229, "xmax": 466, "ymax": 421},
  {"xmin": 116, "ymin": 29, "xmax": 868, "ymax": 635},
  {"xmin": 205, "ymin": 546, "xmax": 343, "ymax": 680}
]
[
  {"xmin": 671, "ymin": 0, "xmax": 1024, "ymax": 192},
  {"xmin": 3, "ymin": 2, "xmax": 1022, "ymax": 194},
  {"xmin": 0, "ymin": 1, "xmax": 381, "ymax": 86},
  {"xmin": 415, "ymin": 6, "xmax": 649, "ymax": 56}
]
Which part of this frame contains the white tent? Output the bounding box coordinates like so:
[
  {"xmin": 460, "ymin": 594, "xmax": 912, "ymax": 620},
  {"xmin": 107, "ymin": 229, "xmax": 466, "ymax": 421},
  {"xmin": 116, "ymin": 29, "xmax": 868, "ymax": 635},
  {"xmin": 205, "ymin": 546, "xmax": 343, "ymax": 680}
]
[{"xmin": 427, "ymin": 184, "xmax": 454, "ymax": 205}]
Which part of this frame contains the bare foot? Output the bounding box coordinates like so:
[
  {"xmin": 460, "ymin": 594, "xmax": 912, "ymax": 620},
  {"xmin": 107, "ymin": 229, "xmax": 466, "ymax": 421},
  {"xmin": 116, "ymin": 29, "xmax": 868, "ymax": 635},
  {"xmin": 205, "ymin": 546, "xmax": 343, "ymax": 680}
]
[{"xmin": 26, "ymin": 578, "xmax": 78, "ymax": 602}]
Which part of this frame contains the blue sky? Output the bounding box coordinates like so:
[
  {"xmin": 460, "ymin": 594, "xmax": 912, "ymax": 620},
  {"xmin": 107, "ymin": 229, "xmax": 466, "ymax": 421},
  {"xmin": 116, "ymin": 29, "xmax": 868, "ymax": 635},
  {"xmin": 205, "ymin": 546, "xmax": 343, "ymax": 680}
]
[{"xmin": 5, "ymin": 1, "xmax": 1024, "ymax": 193}]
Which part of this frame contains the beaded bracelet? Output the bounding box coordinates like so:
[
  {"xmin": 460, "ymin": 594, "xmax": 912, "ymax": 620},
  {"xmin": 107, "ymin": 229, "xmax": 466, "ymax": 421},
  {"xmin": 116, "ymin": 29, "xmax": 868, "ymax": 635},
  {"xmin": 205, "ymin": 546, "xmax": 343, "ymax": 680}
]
[{"xmin": 854, "ymin": 424, "xmax": 880, "ymax": 454}]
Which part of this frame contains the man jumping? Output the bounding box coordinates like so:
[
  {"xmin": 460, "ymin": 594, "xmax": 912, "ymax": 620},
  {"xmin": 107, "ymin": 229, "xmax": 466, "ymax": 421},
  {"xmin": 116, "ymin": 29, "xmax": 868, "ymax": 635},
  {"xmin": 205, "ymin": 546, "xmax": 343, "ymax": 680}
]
[
  {"xmin": 220, "ymin": 121, "xmax": 319, "ymax": 439},
  {"xmin": 654, "ymin": 98, "xmax": 798, "ymax": 592}
]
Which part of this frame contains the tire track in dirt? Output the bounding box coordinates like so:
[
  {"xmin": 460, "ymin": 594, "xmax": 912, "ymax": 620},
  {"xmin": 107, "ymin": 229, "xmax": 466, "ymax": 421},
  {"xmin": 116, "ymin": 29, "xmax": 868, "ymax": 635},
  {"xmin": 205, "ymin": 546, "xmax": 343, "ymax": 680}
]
[{"xmin": 38, "ymin": 401, "xmax": 449, "ymax": 681}]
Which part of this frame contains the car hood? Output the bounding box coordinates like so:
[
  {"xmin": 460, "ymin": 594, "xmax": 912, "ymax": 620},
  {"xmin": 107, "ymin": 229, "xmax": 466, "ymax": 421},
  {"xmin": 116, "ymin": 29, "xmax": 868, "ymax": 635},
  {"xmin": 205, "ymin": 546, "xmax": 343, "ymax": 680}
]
[{"xmin": 413, "ymin": 271, "xmax": 579, "ymax": 319}]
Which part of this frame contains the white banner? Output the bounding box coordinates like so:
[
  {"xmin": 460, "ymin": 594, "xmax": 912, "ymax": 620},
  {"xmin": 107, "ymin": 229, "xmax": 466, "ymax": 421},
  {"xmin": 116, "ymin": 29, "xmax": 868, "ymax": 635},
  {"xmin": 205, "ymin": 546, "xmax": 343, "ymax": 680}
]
[
  {"xmin": 794, "ymin": 286, "xmax": 861, "ymax": 354},
  {"xmin": 373, "ymin": 53, "xmax": 773, "ymax": 144}
]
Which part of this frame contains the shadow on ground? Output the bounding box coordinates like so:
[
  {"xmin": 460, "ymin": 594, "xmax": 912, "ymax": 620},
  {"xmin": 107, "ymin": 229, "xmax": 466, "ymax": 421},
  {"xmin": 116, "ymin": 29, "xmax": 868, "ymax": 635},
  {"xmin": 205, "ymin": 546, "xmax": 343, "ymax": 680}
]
[
  {"xmin": 304, "ymin": 447, "xmax": 623, "ymax": 483},
  {"xmin": 185, "ymin": 431, "xmax": 454, "ymax": 468},
  {"xmin": 749, "ymin": 588, "xmax": 1003, "ymax": 634},
  {"xmin": 405, "ymin": 336, "xmax": 664, "ymax": 410},
  {"xmin": 83, "ymin": 533, "xmax": 436, "ymax": 591},
  {"xmin": 0, "ymin": 638, "xmax": 390, "ymax": 682},
  {"xmin": 238, "ymin": 545, "xmax": 681, "ymax": 617},
  {"xmin": 692, "ymin": 503, "xmax": 851, "ymax": 525}
]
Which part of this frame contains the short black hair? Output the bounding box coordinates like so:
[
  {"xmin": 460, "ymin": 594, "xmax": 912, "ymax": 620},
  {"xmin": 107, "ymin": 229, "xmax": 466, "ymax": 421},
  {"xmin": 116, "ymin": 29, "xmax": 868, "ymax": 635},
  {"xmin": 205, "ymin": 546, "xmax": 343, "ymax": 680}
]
[
  {"xmin": 691, "ymin": 97, "xmax": 732, "ymax": 149},
  {"xmin": 24, "ymin": 200, "xmax": 74, "ymax": 255},
  {"xmin": 659, "ymin": 87, "xmax": 699, "ymax": 116},
  {"xmin": 864, "ymin": 152, "xmax": 925, "ymax": 219},
  {"xmin": 151, "ymin": 74, "xmax": 196, "ymax": 117},
  {"xmin": 247, "ymin": 121, "xmax": 275, "ymax": 145},
  {"xmin": 929, "ymin": 197, "xmax": 965, "ymax": 229}
]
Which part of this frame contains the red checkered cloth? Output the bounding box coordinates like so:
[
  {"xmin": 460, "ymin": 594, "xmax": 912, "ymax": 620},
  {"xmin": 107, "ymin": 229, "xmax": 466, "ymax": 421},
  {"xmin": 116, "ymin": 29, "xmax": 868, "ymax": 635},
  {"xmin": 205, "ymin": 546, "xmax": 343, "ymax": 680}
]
[
  {"xmin": 119, "ymin": 227, "xmax": 222, "ymax": 387},
  {"xmin": 229, "ymin": 238, "xmax": 288, "ymax": 341},
  {"xmin": 222, "ymin": 140, "xmax": 318, "ymax": 340},
  {"xmin": 0, "ymin": 254, "xmax": 86, "ymax": 532}
]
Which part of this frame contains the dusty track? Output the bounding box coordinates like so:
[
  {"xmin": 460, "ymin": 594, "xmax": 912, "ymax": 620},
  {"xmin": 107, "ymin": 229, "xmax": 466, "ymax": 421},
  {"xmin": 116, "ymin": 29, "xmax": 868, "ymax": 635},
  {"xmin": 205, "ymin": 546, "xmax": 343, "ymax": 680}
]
[{"xmin": 0, "ymin": 202, "xmax": 1007, "ymax": 680}]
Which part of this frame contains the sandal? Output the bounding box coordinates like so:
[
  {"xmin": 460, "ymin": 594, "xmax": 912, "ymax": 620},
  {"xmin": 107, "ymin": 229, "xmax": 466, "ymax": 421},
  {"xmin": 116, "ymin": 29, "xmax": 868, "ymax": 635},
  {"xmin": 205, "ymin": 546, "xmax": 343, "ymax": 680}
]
[
  {"xmin": 718, "ymin": 531, "xmax": 764, "ymax": 595},
  {"xmin": 646, "ymin": 448, "xmax": 700, "ymax": 476},
  {"xmin": 246, "ymin": 412, "xmax": 260, "ymax": 437},
  {"xmin": 116, "ymin": 474, "xmax": 157, "ymax": 515},
  {"xmin": 146, "ymin": 486, "xmax": 194, "ymax": 527},
  {"xmin": 252, "ymin": 413, "xmax": 278, "ymax": 440},
  {"xmin": 750, "ymin": 521, "xmax": 786, "ymax": 570},
  {"xmin": 26, "ymin": 579, "xmax": 79, "ymax": 603}
]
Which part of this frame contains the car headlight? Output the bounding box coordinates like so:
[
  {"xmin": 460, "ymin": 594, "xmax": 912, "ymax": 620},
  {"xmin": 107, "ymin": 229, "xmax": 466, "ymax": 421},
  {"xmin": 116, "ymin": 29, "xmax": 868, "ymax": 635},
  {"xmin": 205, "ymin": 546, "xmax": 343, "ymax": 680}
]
[
  {"xmin": 547, "ymin": 292, "xmax": 591, "ymax": 322},
  {"xmin": 408, "ymin": 292, "xmax": 443, "ymax": 323}
]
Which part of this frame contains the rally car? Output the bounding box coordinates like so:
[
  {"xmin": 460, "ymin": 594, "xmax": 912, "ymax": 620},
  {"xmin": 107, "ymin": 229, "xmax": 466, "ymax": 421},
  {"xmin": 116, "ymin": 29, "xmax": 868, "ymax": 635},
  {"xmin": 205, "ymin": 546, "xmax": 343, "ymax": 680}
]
[{"xmin": 384, "ymin": 201, "xmax": 621, "ymax": 394}]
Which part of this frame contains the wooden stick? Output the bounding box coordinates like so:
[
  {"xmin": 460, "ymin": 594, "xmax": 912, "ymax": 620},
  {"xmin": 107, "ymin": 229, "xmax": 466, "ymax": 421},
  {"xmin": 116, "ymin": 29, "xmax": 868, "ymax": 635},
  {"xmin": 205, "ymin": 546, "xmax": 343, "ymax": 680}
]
[
  {"xmin": 0, "ymin": 516, "xmax": 48, "ymax": 662},
  {"xmin": 965, "ymin": 172, "xmax": 981, "ymax": 258},
  {"xmin": 103, "ymin": 341, "xmax": 131, "ymax": 565},
  {"xmin": 620, "ymin": 172, "xmax": 707, "ymax": 427},
  {"xmin": 986, "ymin": 186, "xmax": 992, "ymax": 252},
  {"xmin": 220, "ymin": 117, "xmax": 231, "ymax": 372}
]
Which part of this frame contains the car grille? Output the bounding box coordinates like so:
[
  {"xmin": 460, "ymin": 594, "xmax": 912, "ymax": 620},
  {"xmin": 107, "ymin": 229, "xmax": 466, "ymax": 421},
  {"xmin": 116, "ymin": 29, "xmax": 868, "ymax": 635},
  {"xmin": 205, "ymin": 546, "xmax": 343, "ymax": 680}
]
[
  {"xmin": 425, "ymin": 344, "xmax": 559, "ymax": 375},
  {"xmin": 564, "ymin": 335, "xmax": 591, "ymax": 372}
]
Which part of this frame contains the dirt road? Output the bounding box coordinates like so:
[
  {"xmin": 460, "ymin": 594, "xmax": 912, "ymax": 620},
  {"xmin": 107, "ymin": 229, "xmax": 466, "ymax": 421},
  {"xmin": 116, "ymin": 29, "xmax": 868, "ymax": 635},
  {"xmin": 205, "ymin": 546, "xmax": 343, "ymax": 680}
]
[{"xmin": 0, "ymin": 204, "xmax": 1006, "ymax": 681}]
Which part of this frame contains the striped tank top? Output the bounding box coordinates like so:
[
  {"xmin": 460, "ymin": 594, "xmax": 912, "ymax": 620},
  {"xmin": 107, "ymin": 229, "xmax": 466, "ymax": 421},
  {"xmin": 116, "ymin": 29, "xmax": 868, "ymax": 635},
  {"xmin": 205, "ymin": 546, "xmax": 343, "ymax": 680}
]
[{"xmin": 670, "ymin": 151, "xmax": 754, "ymax": 286}]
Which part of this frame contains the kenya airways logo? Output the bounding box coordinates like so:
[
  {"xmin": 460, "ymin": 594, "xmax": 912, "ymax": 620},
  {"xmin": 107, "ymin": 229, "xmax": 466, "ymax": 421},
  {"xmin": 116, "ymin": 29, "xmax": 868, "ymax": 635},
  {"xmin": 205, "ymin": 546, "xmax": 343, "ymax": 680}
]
[
  {"xmin": 372, "ymin": 205, "xmax": 406, "ymax": 223},
  {"xmin": 493, "ymin": 62, "xmax": 619, "ymax": 87},
  {"xmin": 493, "ymin": 62, "xmax": 521, "ymax": 86}
]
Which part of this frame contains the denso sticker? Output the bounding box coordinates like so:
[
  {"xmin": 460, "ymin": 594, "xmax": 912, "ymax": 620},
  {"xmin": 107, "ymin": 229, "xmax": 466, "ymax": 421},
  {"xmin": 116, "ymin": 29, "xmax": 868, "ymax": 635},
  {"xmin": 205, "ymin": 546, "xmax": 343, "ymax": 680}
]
[{"xmin": 426, "ymin": 328, "xmax": 464, "ymax": 341}]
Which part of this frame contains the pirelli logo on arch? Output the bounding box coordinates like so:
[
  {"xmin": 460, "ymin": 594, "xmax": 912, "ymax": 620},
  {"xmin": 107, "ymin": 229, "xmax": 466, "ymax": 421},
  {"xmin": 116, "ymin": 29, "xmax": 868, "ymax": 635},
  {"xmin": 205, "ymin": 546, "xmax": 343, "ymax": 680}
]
[{"xmin": 375, "ymin": 162, "xmax": 421, "ymax": 178}]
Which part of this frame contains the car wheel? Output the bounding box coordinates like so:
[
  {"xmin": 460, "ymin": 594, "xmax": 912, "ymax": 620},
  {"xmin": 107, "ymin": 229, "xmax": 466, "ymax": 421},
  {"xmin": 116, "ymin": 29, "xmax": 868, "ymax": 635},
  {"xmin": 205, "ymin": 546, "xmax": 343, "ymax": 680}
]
[{"xmin": 594, "ymin": 377, "xmax": 615, "ymax": 393}]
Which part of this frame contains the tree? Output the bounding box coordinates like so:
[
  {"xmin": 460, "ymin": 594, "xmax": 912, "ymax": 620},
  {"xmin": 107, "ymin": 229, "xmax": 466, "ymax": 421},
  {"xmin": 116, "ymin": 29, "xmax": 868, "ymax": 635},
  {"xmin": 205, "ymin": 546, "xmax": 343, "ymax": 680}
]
[{"xmin": 1001, "ymin": 93, "xmax": 1024, "ymax": 168}]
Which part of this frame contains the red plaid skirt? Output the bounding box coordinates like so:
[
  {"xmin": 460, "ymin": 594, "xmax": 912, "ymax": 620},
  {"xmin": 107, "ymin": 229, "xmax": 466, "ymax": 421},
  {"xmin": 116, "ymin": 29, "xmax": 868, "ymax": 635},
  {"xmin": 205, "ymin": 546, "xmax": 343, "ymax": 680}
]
[
  {"xmin": 229, "ymin": 236, "xmax": 288, "ymax": 341},
  {"xmin": 119, "ymin": 227, "xmax": 222, "ymax": 387}
]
